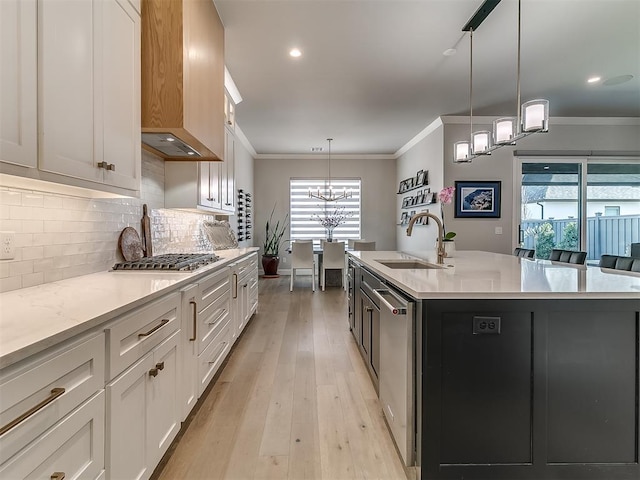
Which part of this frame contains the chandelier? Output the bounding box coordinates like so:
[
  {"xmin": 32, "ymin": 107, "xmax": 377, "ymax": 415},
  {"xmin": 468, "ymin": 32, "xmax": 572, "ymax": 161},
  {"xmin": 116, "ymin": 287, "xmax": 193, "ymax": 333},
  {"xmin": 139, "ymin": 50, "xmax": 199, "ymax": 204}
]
[
  {"xmin": 453, "ymin": 0, "xmax": 549, "ymax": 163},
  {"xmin": 309, "ymin": 138, "xmax": 353, "ymax": 202}
]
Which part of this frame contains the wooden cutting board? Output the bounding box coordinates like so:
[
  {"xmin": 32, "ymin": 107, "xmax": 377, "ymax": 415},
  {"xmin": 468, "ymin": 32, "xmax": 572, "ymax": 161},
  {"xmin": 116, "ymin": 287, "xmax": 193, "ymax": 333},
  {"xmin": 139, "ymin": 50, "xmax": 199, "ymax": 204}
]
[
  {"xmin": 118, "ymin": 227, "xmax": 144, "ymax": 262},
  {"xmin": 141, "ymin": 204, "xmax": 153, "ymax": 257}
]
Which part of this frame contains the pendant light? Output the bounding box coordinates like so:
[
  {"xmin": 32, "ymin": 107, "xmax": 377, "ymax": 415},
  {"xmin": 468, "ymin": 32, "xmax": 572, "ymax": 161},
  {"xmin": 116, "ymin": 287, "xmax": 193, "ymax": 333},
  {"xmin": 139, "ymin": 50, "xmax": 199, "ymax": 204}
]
[
  {"xmin": 308, "ymin": 138, "xmax": 352, "ymax": 202},
  {"xmin": 452, "ymin": 0, "xmax": 549, "ymax": 163}
]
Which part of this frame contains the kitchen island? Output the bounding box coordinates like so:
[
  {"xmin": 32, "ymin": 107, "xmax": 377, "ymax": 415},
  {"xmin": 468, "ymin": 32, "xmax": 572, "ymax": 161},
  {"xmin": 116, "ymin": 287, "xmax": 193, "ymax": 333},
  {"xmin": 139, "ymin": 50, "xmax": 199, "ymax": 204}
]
[{"xmin": 348, "ymin": 250, "xmax": 640, "ymax": 480}]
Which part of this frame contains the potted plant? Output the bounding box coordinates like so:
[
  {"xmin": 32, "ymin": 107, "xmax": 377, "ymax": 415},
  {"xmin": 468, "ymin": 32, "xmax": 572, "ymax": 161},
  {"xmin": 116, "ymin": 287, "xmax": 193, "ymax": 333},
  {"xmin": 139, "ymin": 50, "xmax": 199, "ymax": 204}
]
[{"xmin": 262, "ymin": 205, "xmax": 289, "ymax": 277}]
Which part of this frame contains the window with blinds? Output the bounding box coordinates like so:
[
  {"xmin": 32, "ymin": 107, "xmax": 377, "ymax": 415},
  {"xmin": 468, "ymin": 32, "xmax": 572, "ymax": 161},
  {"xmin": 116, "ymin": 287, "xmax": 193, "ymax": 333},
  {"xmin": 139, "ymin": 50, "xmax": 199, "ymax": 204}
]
[{"xmin": 290, "ymin": 178, "xmax": 361, "ymax": 242}]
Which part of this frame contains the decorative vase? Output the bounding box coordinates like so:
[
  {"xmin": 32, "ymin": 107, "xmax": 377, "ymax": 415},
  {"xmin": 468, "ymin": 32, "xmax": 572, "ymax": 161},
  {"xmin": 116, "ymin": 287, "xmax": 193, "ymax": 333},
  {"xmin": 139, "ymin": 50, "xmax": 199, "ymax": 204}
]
[
  {"xmin": 443, "ymin": 240, "xmax": 455, "ymax": 258},
  {"xmin": 326, "ymin": 228, "xmax": 334, "ymax": 242},
  {"xmin": 262, "ymin": 254, "xmax": 280, "ymax": 277}
]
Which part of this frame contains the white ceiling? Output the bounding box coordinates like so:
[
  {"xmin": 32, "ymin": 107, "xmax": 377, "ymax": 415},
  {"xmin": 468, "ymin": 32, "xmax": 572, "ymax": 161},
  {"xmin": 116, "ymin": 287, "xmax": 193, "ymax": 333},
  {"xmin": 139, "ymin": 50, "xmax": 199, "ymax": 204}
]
[{"xmin": 214, "ymin": 0, "xmax": 640, "ymax": 156}]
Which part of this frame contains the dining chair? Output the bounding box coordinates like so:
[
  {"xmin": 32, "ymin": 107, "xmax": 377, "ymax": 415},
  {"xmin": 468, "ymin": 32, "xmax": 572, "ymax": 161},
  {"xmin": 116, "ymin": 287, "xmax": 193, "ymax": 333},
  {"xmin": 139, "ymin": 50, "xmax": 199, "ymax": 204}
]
[
  {"xmin": 514, "ymin": 248, "xmax": 535, "ymax": 259},
  {"xmin": 321, "ymin": 241, "xmax": 346, "ymax": 291},
  {"xmin": 290, "ymin": 240, "xmax": 315, "ymax": 292},
  {"xmin": 614, "ymin": 256, "xmax": 634, "ymax": 271},
  {"xmin": 353, "ymin": 240, "xmax": 376, "ymax": 251},
  {"xmin": 551, "ymin": 249, "xmax": 586, "ymax": 265},
  {"xmin": 599, "ymin": 254, "xmax": 618, "ymax": 268}
]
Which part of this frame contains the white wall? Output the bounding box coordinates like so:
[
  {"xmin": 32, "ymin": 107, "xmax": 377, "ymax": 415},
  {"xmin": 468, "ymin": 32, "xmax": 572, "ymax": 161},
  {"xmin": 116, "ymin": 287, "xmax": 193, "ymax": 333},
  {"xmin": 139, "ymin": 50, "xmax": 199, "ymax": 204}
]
[
  {"xmin": 396, "ymin": 120, "xmax": 445, "ymax": 252},
  {"xmin": 229, "ymin": 132, "xmax": 255, "ymax": 249},
  {"xmin": 254, "ymin": 155, "xmax": 396, "ymax": 269}
]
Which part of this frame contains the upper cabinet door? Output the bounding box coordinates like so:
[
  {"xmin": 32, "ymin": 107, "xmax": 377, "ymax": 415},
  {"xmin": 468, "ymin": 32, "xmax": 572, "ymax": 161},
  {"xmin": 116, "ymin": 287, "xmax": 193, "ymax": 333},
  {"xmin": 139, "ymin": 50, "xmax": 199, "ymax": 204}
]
[
  {"xmin": 0, "ymin": 0, "xmax": 37, "ymax": 168},
  {"xmin": 101, "ymin": 0, "xmax": 141, "ymax": 190},
  {"xmin": 39, "ymin": 0, "xmax": 102, "ymax": 183},
  {"xmin": 39, "ymin": 0, "xmax": 141, "ymax": 192}
]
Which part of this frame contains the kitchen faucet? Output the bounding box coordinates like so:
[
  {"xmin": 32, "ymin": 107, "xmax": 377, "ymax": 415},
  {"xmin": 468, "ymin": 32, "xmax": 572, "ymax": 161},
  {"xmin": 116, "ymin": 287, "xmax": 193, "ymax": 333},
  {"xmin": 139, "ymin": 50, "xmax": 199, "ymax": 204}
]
[{"xmin": 406, "ymin": 212, "xmax": 445, "ymax": 264}]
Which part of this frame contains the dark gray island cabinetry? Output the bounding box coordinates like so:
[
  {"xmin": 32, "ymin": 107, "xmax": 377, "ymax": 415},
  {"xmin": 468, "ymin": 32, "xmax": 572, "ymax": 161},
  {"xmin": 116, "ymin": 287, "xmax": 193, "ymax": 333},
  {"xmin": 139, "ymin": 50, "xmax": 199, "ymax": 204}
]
[
  {"xmin": 347, "ymin": 250, "xmax": 640, "ymax": 480},
  {"xmin": 422, "ymin": 298, "xmax": 639, "ymax": 480}
]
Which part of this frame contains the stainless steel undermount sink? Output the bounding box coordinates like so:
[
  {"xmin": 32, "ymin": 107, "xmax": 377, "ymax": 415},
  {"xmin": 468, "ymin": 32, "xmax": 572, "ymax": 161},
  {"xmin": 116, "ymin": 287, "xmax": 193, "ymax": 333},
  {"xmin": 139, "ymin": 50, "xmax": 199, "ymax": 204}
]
[{"xmin": 376, "ymin": 259, "xmax": 446, "ymax": 270}]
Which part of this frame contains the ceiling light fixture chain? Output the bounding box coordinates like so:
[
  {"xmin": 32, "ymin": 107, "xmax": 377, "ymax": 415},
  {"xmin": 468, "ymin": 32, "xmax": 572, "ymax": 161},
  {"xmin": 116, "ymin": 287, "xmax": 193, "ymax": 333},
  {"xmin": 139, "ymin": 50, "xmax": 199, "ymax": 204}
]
[
  {"xmin": 309, "ymin": 138, "xmax": 353, "ymax": 202},
  {"xmin": 453, "ymin": 0, "xmax": 549, "ymax": 164}
]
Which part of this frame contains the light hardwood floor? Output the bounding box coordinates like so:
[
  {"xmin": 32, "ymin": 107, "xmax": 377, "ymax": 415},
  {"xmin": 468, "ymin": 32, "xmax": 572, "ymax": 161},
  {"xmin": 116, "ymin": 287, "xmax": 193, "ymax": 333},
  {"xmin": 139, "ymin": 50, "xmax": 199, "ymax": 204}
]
[{"xmin": 153, "ymin": 276, "xmax": 412, "ymax": 480}]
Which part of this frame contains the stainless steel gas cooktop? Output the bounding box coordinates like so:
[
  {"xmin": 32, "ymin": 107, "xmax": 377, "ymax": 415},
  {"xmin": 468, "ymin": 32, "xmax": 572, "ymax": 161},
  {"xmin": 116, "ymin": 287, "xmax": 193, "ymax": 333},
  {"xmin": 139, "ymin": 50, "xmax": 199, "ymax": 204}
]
[{"xmin": 112, "ymin": 253, "xmax": 219, "ymax": 271}]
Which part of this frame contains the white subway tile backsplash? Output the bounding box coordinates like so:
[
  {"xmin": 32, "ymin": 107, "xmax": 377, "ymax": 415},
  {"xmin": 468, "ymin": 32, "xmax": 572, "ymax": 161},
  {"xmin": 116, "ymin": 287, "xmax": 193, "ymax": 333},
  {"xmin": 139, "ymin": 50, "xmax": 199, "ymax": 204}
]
[
  {"xmin": 22, "ymin": 272, "xmax": 44, "ymax": 288},
  {"xmin": 0, "ymin": 152, "xmax": 236, "ymax": 293}
]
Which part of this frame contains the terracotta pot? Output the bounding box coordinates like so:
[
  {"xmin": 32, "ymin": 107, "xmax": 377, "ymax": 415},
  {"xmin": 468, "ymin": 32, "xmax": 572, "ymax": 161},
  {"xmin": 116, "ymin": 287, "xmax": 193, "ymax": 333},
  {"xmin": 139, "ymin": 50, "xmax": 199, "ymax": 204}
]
[{"xmin": 262, "ymin": 255, "xmax": 280, "ymax": 277}]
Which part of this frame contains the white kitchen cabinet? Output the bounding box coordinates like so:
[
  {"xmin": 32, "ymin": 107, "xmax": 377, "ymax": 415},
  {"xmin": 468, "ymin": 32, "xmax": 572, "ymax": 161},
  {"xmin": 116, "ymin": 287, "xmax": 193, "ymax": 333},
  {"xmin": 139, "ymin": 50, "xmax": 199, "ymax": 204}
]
[
  {"xmin": 0, "ymin": 332, "xmax": 105, "ymax": 464},
  {"xmin": 106, "ymin": 330, "xmax": 180, "ymax": 480},
  {"xmin": 0, "ymin": 0, "xmax": 37, "ymax": 168},
  {"xmin": 200, "ymin": 161, "xmax": 223, "ymax": 210},
  {"xmin": 230, "ymin": 252, "xmax": 258, "ymax": 342},
  {"xmin": 165, "ymin": 161, "xmax": 226, "ymax": 212},
  {"xmin": 0, "ymin": 391, "xmax": 105, "ymax": 480},
  {"xmin": 220, "ymin": 127, "xmax": 235, "ymax": 212},
  {"xmin": 35, "ymin": 0, "xmax": 140, "ymax": 192},
  {"xmin": 180, "ymin": 267, "xmax": 231, "ymax": 417}
]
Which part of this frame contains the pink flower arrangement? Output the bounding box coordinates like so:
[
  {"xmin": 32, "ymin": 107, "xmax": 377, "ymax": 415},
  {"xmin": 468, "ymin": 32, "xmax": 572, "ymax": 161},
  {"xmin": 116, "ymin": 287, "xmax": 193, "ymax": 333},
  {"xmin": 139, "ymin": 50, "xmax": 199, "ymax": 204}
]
[{"xmin": 438, "ymin": 186, "xmax": 456, "ymax": 241}]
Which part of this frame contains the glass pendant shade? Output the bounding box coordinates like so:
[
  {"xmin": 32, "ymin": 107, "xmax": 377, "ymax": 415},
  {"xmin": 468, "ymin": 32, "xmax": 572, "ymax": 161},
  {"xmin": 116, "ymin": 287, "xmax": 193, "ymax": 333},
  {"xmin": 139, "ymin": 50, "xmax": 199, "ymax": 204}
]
[
  {"xmin": 472, "ymin": 131, "xmax": 492, "ymax": 154},
  {"xmin": 453, "ymin": 141, "xmax": 472, "ymax": 163},
  {"xmin": 493, "ymin": 117, "xmax": 517, "ymax": 144},
  {"xmin": 521, "ymin": 99, "xmax": 549, "ymax": 132}
]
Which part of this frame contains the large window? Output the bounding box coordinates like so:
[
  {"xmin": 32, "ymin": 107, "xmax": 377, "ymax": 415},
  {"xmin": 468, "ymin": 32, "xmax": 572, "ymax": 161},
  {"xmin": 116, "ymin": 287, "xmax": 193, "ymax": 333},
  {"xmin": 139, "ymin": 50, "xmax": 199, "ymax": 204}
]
[
  {"xmin": 518, "ymin": 159, "xmax": 640, "ymax": 262},
  {"xmin": 290, "ymin": 178, "xmax": 361, "ymax": 242}
]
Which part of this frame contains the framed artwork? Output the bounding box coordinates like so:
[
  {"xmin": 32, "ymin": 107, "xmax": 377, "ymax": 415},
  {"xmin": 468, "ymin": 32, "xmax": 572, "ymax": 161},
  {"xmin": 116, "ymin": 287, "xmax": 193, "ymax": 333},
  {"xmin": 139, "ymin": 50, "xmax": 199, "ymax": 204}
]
[
  {"xmin": 402, "ymin": 196, "xmax": 412, "ymax": 208},
  {"xmin": 454, "ymin": 181, "xmax": 501, "ymax": 218},
  {"xmin": 400, "ymin": 211, "xmax": 410, "ymax": 225},
  {"xmin": 416, "ymin": 169, "xmax": 428, "ymax": 186}
]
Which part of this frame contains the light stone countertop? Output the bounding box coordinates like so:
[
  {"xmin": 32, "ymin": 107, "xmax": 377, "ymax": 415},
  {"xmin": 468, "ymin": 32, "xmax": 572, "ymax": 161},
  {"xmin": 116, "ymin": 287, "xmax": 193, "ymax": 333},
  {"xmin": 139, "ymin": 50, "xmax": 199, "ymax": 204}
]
[
  {"xmin": 0, "ymin": 248, "xmax": 259, "ymax": 370},
  {"xmin": 349, "ymin": 250, "xmax": 640, "ymax": 300}
]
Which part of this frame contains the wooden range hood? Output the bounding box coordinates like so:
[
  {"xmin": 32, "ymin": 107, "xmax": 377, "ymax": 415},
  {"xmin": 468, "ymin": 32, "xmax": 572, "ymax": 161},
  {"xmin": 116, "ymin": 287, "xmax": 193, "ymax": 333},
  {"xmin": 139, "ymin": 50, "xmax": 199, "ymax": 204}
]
[{"xmin": 141, "ymin": 0, "xmax": 224, "ymax": 161}]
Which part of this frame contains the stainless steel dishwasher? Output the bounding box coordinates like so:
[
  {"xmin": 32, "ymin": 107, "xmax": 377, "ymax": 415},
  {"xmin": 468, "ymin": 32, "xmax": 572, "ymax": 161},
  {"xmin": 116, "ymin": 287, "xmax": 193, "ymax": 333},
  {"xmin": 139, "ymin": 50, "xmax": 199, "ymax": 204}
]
[{"xmin": 373, "ymin": 285, "xmax": 415, "ymax": 466}]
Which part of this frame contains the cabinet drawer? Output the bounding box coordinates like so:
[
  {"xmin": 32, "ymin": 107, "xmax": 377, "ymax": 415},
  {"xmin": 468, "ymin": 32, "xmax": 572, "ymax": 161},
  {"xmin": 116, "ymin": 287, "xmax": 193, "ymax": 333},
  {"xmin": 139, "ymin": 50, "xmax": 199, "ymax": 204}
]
[
  {"xmin": 198, "ymin": 267, "xmax": 230, "ymax": 310},
  {"xmin": 198, "ymin": 322, "xmax": 231, "ymax": 396},
  {"xmin": 106, "ymin": 292, "xmax": 180, "ymax": 380},
  {"xmin": 198, "ymin": 291, "xmax": 231, "ymax": 355},
  {"xmin": 0, "ymin": 333, "xmax": 105, "ymax": 463},
  {"xmin": 0, "ymin": 390, "xmax": 105, "ymax": 480}
]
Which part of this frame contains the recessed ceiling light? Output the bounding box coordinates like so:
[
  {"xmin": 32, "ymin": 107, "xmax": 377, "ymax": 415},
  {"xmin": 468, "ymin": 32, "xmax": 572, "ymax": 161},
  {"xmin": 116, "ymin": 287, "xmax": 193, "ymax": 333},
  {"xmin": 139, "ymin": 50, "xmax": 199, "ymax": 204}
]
[
  {"xmin": 166, "ymin": 137, "xmax": 175, "ymax": 142},
  {"xmin": 289, "ymin": 48, "xmax": 302, "ymax": 58},
  {"xmin": 587, "ymin": 76, "xmax": 601, "ymax": 84},
  {"xmin": 443, "ymin": 48, "xmax": 457, "ymax": 56},
  {"xmin": 603, "ymin": 74, "xmax": 634, "ymax": 86}
]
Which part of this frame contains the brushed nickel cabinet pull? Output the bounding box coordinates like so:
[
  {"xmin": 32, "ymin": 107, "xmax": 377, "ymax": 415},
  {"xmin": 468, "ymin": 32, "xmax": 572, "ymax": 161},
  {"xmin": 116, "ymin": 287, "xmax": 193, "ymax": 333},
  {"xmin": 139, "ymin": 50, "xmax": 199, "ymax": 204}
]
[
  {"xmin": 97, "ymin": 161, "xmax": 108, "ymax": 169},
  {"xmin": 156, "ymin": 361, "xmax": 165, "ymax": 371},
  {"xmin": 51, "ymin": 473, "xmax": 66, "ymax": 480},
  {"xmin": 189, "ymin": 300, "xmax": 197, "ymax": 341},
  {"xmin": 107, "ymin": 163, "xmax": 116, "ymax": 171},
  {"xmin": 138, "ymin": 319, "xmax": 170, "ymax": 338},
  {"xmin": 0, "ymin": 387, "xmax": 65, "ymax": 436},
  {"xmin": 365, "ymin": 306, "xmax": 373, "ymax": 312},
  {"xmin": 149, "ymin": 368, "xmax": 159, "ymax": 377},
  {"xmin": 207, "ymin": 308, "xmax": 227, "ymax": 326},
  {"xmin": 208, "ymin": 342, "xmax": 227, "ymax": 363},
  {"xmin": 232, "ymin": 273, "xmax": 238, "ymax": 299}
]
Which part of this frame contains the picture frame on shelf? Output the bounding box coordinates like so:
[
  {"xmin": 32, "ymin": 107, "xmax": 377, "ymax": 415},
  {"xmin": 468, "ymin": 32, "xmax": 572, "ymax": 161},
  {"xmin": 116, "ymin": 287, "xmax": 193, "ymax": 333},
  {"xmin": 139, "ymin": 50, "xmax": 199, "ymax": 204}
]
[
  {"xmin": 415, "ymin": 208, "xmax": 429, "ymax": 225},
  {"xmin": 454, "ymin": 181, "xmax": 502, "ymax": 218},
  {"xmin": 400, "ymin": 211, "xmax": 410, "ymax": 225},
  {"xmin": 416, "ymin": 169, "xmax": 428, "ymax": 187},
  {"xmin": 398, "ymin": 179, "xmax": 408, "ymax": 193},
  {"xmin": 425, "ymin": 192, "xmax": 434, "ymax": 204},
  {"xmin": 402, "ymin": 196, "xmax": 412, "ymax": 208}
]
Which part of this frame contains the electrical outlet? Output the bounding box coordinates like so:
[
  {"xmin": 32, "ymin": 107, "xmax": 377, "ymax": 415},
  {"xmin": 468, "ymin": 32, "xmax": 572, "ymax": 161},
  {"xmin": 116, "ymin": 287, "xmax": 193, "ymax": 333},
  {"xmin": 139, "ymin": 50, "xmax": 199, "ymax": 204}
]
[
  {"xmin": 282, "ymin": 256, "xmax": 287, "ymax": 264},
  {"xmin": 472, "ymin": 316, "xmax": 501, "ymax": 335},
  {"xmin": 0, "ymin": 231, "xmax": 15, "ymax": 260}
]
